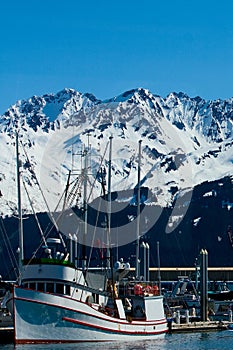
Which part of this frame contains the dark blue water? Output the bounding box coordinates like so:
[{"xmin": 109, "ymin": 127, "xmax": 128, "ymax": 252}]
[{"xmin": 1, "ymin": 331, "xmax": 233, "ymax": 350}]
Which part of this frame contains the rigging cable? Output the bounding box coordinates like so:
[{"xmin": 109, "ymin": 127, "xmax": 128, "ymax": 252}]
[
  {"xmin": 22, "ymin": 179, "xmax": 52, "ymax": 261},
  {"xmin": 20, "ymin": 140, "xmax": 67, "ymax": 251},
  {"xmin": 85, "ymin": 142, "xmax": 109, "ymax": 270},
  {"xmin": 0, "ymin": 216, "xmax": 19, "ymax": 280}
]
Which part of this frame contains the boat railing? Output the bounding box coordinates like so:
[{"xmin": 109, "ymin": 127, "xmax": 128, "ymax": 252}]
[{"xmin": 22, "ymin": 257, "xmax": 75, "ymax": 268}]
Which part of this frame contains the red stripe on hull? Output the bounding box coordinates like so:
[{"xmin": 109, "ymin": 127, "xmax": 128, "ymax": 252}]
[
  {"xmin": 14, "ymin": 291, "xmax": 167, "ymax": 326},
  {"xmin": 62, "ymin": 316, "xmax": 168, "ymax": 335}
]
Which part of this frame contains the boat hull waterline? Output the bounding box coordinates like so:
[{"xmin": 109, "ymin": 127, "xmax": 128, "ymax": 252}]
[{"xmin": 12, "ymin": 287, "xmax": 168, "ymax": 344}]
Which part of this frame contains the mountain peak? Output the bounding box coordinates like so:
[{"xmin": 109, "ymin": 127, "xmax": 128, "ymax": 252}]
[
  {"xmin": 0, "ymin": 86, "xmax": 233, "ymax": 218},
  {"xmin": 103, "ymin": 87, "xmax": 154, "ymax": 103}
]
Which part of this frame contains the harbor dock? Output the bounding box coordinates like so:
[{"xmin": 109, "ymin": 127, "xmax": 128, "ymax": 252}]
[{"xmin": 169, "ymin": 320, "xmax": 230, "ymax": 333}]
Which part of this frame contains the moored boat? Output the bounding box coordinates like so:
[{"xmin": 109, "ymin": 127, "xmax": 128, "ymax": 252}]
[
  {"xmin": 7, "ymin": 135, "xmax": 168, "ymax": 344},
  {"xmin": 9, "ymin": 256, "xmax": 167, "ymax": 343}
]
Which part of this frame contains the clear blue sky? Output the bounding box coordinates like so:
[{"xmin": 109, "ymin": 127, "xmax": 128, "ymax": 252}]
[{"xmin": 1, "ymin": 0, "xmax": 233, "ymax": 114}]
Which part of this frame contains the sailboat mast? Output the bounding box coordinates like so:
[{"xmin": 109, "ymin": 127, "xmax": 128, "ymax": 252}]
[
  {"xmin": 16, "ymin": 132, "xmax": 24, "ymax": 282},
  {"xmin": 135, "ymin": 140, "xmax": 142, "ymax": 279}
]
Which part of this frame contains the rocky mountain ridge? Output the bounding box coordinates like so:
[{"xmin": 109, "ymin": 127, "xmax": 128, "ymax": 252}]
[
  {"xmin": 0, "ymin": 87, "xmax": 232, "ymax": 224},
  {"xmin": 0, "ymin": 87, "xmax": 233, "ymax": 277}
]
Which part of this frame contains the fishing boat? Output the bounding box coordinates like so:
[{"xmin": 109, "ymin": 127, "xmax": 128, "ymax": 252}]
[
  {"xmin": 164, "ymin": 276, "xmax": 200, "ymax": 310},
  {"xmin": 7, "ymin": 135, "xmax": 168, "ymax": 344},
  {"xmin": 208, "ymin": 281, "xmax": 233, "ymax": 301}
]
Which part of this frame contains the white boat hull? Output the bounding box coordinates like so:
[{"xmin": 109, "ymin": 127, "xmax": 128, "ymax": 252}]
[{"xmin": 12, "ymin": 287, "xmax": 167, "ymax": 344}]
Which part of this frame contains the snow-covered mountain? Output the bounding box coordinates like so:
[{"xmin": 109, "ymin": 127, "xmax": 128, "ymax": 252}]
[
  {"xmin": 1, "ymin": 87, "xmax": 233, "ymax": 275},
  {"xmin": 0, "ymin": 87, "xmax": 233, "ymax": 229}
]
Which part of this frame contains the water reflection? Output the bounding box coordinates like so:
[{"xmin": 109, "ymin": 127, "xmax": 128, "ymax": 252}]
[{"xmin": 2, "ymin": 331, "xmax": 233, "ymax": 350}]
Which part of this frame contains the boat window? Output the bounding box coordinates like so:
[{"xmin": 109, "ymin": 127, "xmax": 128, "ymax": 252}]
[
  {"xmin": 46, "ymin": 283, "xmax": 54, "ymax": 293},
  {"xmin": 37, "ymin": 283, "xmax": 44, "ymax": 292},
  {"xmin": 56, "ymin": 283, "xmax": 64, "ymax": 294},
  {"xmin": 93, "ymin": 293, "xmax": 99, "ymax": 304},
  {"xmin": 65, "ymin": 285, "xmax": 70, "ymax": 296},
  {"xmin": 29, "ymin": 282, "xmax": 36, "ymax": 290}
]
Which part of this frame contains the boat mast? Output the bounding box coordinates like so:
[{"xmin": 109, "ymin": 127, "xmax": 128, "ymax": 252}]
[
  {"xmin": 107, "ymin": 136, "xmax": 113, "ymax": 269},
  {"xmin": 107, "ymin": 136, "xmax": 116, "ymax": 298},
  {"xmin": 82, "ymin": 146, "xmax": 88, "ymax": 271},
  {"xmin": 135, "ymin": 140, "xmax": 142, "ymax": 279},
  {"xmin": 157, "ymin": 241, "xmax": 161, "ymax": 294},
  {"xmin": 16, "ymin": 132, "xmax": 24, "ymax": 283}
]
